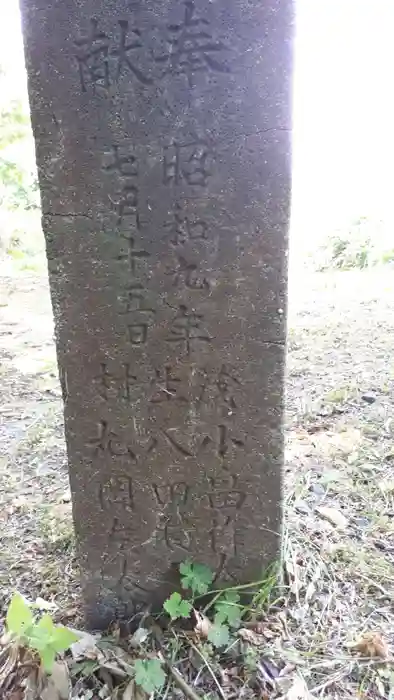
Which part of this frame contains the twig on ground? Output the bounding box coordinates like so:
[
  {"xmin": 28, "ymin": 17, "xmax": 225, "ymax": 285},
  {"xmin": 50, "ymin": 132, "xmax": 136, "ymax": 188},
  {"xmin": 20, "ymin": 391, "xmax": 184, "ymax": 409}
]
[
  {"xmin": 309, "ymin": 664, "xmax": 353, "ymax": 694},
  {"xmin": 158, "ymin": 652, "xmax": 202, "ymax": 700},
  {"xmin": 188, "ymin": 641, "xmax": 227, "ymax": 700},
  {"xmin": 357, "ymin": 572, "xmax": 391, "ymax": 598}
]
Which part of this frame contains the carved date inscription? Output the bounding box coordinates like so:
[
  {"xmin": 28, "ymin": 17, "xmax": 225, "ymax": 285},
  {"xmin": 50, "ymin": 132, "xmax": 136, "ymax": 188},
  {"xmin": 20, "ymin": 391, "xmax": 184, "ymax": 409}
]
[
  {"xmin": 165, "ymin": 203, "xmax": 209, "ymax": 248},
  {"xmin": 149, "ymin": 365, "xmax": 189, "ymax": 404},
  {"xmin": 166, "ymin": 304, "xmax": 212, "ymax": 357},
  {"xmin": 88, "ymin": 419, "xmax": 246, "ymax": 465},
  {"xmin": 163, "ymin": 138, "xmax": 214, "ymax": 187},
  {"xmin": 166, "ymin": 254, "xmax": 210, "ymax": 291},
  {"xmin": 102, "ymin": 144, "xmax": 156, "ymax": 345},
  {"xmin": 92, "ymin": 359, "xmax": 242, "ymax": 415},
  {"xmin": 164, "ymin": 201, "xmax": 213, "ymax": 294},
  {"xmin": 149, "ymin": 474, "xmax": 248, "ymax": 577},
  {"xmin": 151, "ymin": 482, "xmax": 193, "ymax": 552}
]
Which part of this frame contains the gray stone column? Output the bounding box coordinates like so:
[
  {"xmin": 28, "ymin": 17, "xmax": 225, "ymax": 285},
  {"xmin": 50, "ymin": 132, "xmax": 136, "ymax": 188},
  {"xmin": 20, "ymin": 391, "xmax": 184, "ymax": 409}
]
[{"xmin": 19, "ymin": 0, "xmax": 293, "ymax": 628}]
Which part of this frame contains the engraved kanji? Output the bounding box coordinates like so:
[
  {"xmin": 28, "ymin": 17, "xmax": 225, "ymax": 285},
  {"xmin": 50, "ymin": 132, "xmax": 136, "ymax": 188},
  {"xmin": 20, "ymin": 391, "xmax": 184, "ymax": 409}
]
[
  {"xmin": 93, "ymin": 363, "xmax": 138, "ymax": 402},
  {"xmin": 151, "ymin": 482, "xmax": 194, "ymax": 552},
  {"xmin": 94, "ymin": 363, "xmax": 114, "ymax": 400},
  {"xmin": 88, "ymin": 420, "xmax": 137, "ymax": 461},
  {"xmin": 111, "ymin": 20, "xmax": 152, "ymax": 85},
  {"xmin": 215, "ymin": 365, "xmax": 240, "ymax": 411},
  {"xmin": 205, "ymin": 475, "xmax": 246, "ymax": 512},
  {"xmin": 145, "ymin": 429, "xmax": 193, "ymax": 458},
  {"xmin": 74, "ymin": 19, "xmax": 110, "ymax": 93},
  {"xmin": 117, "ymin": 236, "xmax": 150, "ymax": 275},
  {"xmin": 109, "ymin": 184, "xmax": 139, "ymax": 225},
  {"xmin": 116, "ymin": 237, "xmax": 155, "ymax": 346},
  {"xmin": 199, "ymin": 424, "xmax": 245, "ymax": 459},
  {"xmin": 99, "ymin": 475, "xmax": 134, "ymax": 511},
  {"xmin": 103, "ymin": 145, "xmax": 138, "ymax": 178},
  {"xmin": 109, "ymin": 516, "xmax": 129, "ymax": 539},
  {"xmin": 165, "ymin": 203, "xmax": 208, "ymax": 247},
  {"xmin": 102, "ymin": 552, "xmax": 148, "ymax": 605},
  {"xmin": 204, "ymin": 475, "xmax": 246, "ymax": 577},
  {"xmin": 126, "ymin": 315, "xmax": 154, "ymax": 345},
  {"xmin": 154, "ymin": 0, "xmax": 230, "ymax": 87},
  {"xmin": 163, "ymin": 139, "xmax": 213, "ymax": 187},
  {"xmin": 166, "ymin": 304, "xmax": 211, "ymax": 356},
  {"xmin": 118, "ymin": 283, "xmax": 155, "ymax": 316},
  {"xmin": 197, "ymin": 365, "xmax": 240, "ymax": 414},
  {"xmin": 119, "ymin": 363, "xmax": 138, "ymax": 402},
  {"xmin": 166, "ymin": 254, "xmax": 210, "ymax": 290},
  {"xmin": 100, "ymin": 551, "xmax": 150, "ymax": 616},
  {"xmin": 149, "ymin": 365, "xmax": 189, "ymax": 403},
  {"xmin": 128, "ymin": 322, "xmax": 149, "ymax": 345}
]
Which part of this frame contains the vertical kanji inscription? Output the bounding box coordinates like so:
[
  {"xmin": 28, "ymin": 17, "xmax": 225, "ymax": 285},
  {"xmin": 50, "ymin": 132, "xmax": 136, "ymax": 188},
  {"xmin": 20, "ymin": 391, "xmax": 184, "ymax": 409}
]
[
  {"xmin": 21, "ymin": 0, "xmax": 292, "ymax": 628},
  {"xmin": 163, "ymin": 139, "xmax": 214, "ymax": 187},
  {"xmin": 103, "ymin": 144, "xmax": 156, "ymax": 344},
  {"xmin": 165, "ymin": 203, "xmax": 209, "ymax": 247},
  {"xmin": 154, "ymin": 1, "xmax": 230, "ymax": 87},
  {"xmin": 166, "ymin": 304, "xmax": 212, "ymax": 356},
  {"xmin": 74, "ymin": 19, "xmax": 110, "ymax": 93},
  {"xmin": 74, "ymin": 17, "xmax": 151, "ymax": 93}
]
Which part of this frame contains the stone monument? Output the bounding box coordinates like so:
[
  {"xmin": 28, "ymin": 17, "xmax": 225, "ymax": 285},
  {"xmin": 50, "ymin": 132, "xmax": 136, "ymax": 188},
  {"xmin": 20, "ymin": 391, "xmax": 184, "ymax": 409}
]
[{"xmin": 19, "ymin": 0, "xmax": 293, "ymax": 628}]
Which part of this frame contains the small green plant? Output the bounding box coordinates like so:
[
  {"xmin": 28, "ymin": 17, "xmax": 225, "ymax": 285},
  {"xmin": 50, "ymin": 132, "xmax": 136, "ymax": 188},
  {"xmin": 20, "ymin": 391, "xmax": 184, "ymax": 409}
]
[
  {"xmin": 134, "ymin": 658, "xmax": 166, "ymax": 694},
  {"xmin": 206, "ymin": 622, "xmax": 230, "ymax": 648},
  {"xmin": 162, "ymin": 560, "xmax": 244, "ymax": 650},
  {"xmin": 163, "ymin": 592, "xmax": 192, "ymax": 620},
  {"xmin": 180, "ymin": 560, "xmax": 214, "ymax": 595},
  {"xmin": 213, "ymin": 590, "xmax": 242, "ymax": 628},
  {"xmin": 162, "ymin": 560, "xmax": 279, "ymax": 652},
  {"xmin": 6, "ymin": 593, "xmax": 79, "ymax": 672}
]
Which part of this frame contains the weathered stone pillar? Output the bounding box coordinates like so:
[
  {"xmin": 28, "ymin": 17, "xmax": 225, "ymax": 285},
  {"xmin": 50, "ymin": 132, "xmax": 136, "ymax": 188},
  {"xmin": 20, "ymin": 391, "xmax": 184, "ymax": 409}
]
[{"xmin": 19, "ymin": 0, "xmax": 293, "ymax": 628}]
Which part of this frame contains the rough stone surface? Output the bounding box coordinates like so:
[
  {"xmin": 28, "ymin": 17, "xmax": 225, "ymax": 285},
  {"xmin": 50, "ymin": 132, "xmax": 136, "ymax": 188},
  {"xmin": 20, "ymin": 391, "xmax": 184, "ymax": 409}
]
[{"xmin": 19, "ymin": 0, "xmax": 293, "ymax": 628}]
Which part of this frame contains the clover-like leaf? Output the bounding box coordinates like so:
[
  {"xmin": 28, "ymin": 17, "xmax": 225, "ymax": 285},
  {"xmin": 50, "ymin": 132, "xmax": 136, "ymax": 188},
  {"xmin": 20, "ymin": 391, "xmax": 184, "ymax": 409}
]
[
  {"xmin": 163, "ymin": 592, "xmax": 192, "ymax": 621},
  {"xmin": 214, "ymin": 591, "xmax": 242, "ymax": 629},
  {"xmin": 134, "ymin": 659, "xmax": 166, "ymax": 694},
  {"xmin": 180, "ymin": 561, "xmax": 214, "ymax": 596},
  {"xmin": 207, "ymin": 623, "xmax": 231, "ymax": 649}
]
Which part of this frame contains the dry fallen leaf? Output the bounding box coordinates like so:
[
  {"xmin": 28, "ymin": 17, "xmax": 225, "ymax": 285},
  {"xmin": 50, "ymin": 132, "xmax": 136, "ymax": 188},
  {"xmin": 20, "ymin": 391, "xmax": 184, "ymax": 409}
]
[
  {"xmin": 128, "ymin": 627, "xmax": 149, "ymax": 649},
  {"xmin": 278, "ymin": 672, "xmax": 317, "ymax": 699},
  {"xmin": 8, "ymin": 691, "xmax": 24, "ymax": 700},
  {"xmin": 316, "ymin": 506, "xmax": 348, "ymax": 529},
  {"xmin": 238, "ymin": 627, "xmax": 265, "ymax": 646},
  {"xmin": 40, "ymin": 660, "xmax": 71, "ymax": 700},
  {"xmin": 122, "ymin": 678, "xmax": 136, "ymax": 700},
  {"xmin": 351, "ymin": 631, "xmax": 389, "ymax": 659},
  {"xmin": 193, "ymin": 609, "xmax": 212, "ymax": 638},
  {"xmin": 34, "ymin": 597, "xmax": 58, "ymax": 612},
  {"xmin": 70, "ymin": 630, "xmax": 100, "ymax": 660}
]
